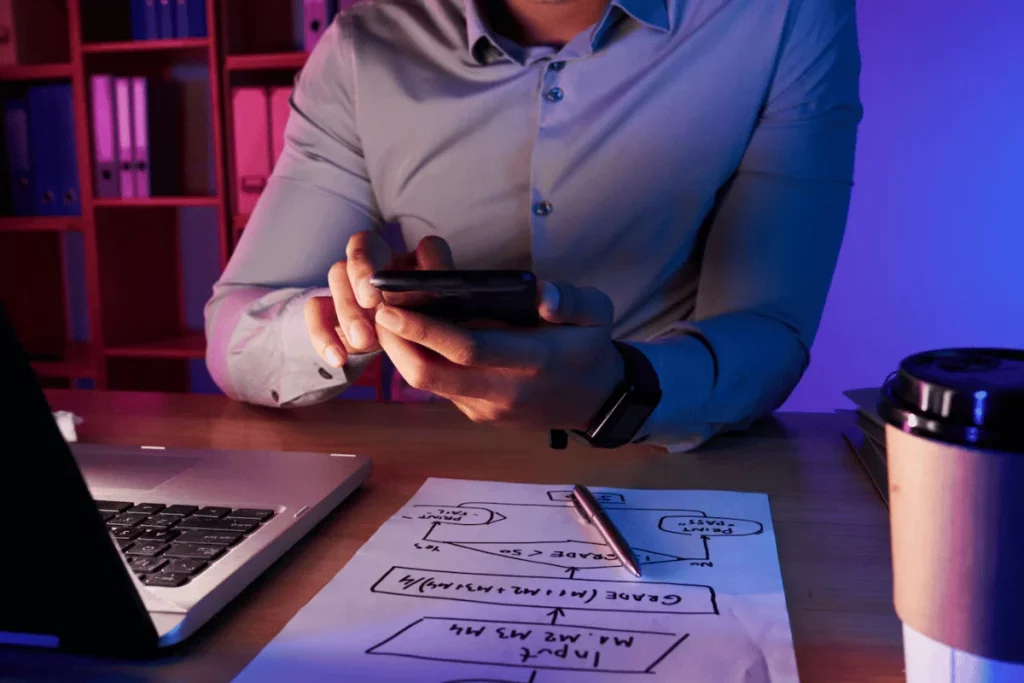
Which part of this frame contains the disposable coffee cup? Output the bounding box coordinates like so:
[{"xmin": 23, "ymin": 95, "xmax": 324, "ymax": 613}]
[{"xmin": 879, "ymin": 349, "xmax": 1024, "ymax": 681}]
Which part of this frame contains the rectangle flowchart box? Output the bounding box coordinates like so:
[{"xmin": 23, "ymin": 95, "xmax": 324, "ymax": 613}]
[
  {"xmin": 367, "ymin": 617, "xmax": 688, "ymax": 673},
  {"xmin": 371, "ymin": 566, "xmax": 718, "ymax": 615}
]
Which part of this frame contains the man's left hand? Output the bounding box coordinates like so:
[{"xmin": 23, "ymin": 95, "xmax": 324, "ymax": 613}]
[{"xmin": 374, "ymin": 281, "xmax": 624, "ymax": 430}]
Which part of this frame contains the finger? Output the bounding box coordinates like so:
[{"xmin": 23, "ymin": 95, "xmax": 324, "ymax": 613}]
[
  {"xmin": 375, "ymin": 305, "xmax": 542, "ymax": 369},
  {"xmin": 328, "ymin": 259, "xmax": 377, "ymax": 352},
  {"xmin": 415, "ymin": 236, "xmax": 455, "ymax": 270},
  {"xmin": 304, "ymin": 296, "xmax": 347, "ymax": 368},
  {"xmin": 538, "ymin": 281, "xmax": 614, "ymax": 327},
  {"xmin": 345, "ymin": 231, "xmax": 392, "ymax": 308},
  {"xmin": 376, "ymin": 325, "xmax": 495, "ymax": 399}
]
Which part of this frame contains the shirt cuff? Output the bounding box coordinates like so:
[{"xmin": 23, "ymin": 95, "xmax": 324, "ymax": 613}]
[
  {"xmin": 628, "ymin": 334, "xmax": 719, "ymax": 452},
  {"xmin": 276, "ymin": 288, "xmax": 378, "ymax": 406}
]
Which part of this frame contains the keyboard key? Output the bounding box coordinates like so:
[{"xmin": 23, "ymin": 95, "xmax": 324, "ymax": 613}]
[
  {"xmin": 138, "ymin": 528, "xmax": 181, "ymax": 543},
  {"xmin": 143, "ymin": 572, "xmax": 189, "ymax": 588},
  {"xmin": 165, "ymin": 558, "xmax": 208, "ymax": 575},
  {"xmin": 139, "ymin": 514, "xmax": 180, "ymax": 530},
  {"xmin": 95, "ymin": 500, "xmax": 133, "ymax": 513},
  {"xmin": 193, "ymin": 507, "xmax": 231, "ymax": 518},
  {"xmin": 175, "ymin": 530, "xmax": 243, "ymax": 546},
  {"xmin": 110, "ymin": 527, "xmax": 143, "ymax": 540},
  {"xmin": 109, "ymin": 512, "xmax": 150, "ymax": 527},
  {"xmin": 164, "ymin": 543, "xmax": 224, "ymax": 560},
  {"xmin": 162, "ymin": 505, "xmax": 198, "ymax": 516},
  {"xmin": 128, "ymin": 503, "xmax": 165, "ymax": 515},
  {"xmin": 128, "ymin": 556, "xmax": 167, "ymax": 573},
  {"xmin": 115, "ymin": 539, "xmax": 135, "ymax": 551},
  {"xmin": 125, "ymin": 541, "xmax": 169, "ymax": 557},
  {"xmin": 227, "ymin": 509, "xmax": 275, "ymax": 521},
  {"xmin": 177, "ymin": 517, "xmax": 258, "ymax": 533},
  {"xmin": 100, "ymin": 511, "xmax": 115, "ymax": 522}
]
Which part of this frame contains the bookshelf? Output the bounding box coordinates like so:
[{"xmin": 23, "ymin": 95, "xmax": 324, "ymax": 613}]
[{"xmin": 0, "ymin": 0, "xmax": 387, "ymax": 398}]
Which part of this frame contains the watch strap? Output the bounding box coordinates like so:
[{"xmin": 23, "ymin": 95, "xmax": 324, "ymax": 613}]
[{"xmin": 574, "ymin": 341, "xmax": 662, "ymax": 448}]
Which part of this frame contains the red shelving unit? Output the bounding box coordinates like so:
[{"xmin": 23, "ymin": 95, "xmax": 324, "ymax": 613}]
[
  {"xmin": 0, "ymin": 0, "xmax": 385, "ymax": 399},
  {"xmin": 225, "ymin": 52, "xmax": 308, "ymax": 72},
  {"xmin": 0, "ymin": 216, "xmax": 83, "ymax": 232},
  {"xmin": 0, "ymin": 62, "xmax": 74, "ymax": 81},
  {"xmin": 105, "ymin": 332, "xmax": 206, "ymax": 360},
  {"xmin": 93, "ymin": 196, "xmax": 221, "ymax": 208},
  {"xmin": 80, "ymin": 38, "xmax": 211, "ymax": 55}
]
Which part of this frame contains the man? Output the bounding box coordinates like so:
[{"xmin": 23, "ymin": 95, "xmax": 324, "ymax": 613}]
[{"xmin": 205, "ymin": 0, "xmax": 862, "ymax": 451}]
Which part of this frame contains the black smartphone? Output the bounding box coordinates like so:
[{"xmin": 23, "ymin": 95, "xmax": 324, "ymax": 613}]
[{"xmin": 369, "ymin": 270, "xmax": 540, "ymax": 327}]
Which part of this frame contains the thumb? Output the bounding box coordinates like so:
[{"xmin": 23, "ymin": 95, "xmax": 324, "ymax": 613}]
[{"xmin": 538, "ymin": 281, "xmax": 614, "ymax": 327}]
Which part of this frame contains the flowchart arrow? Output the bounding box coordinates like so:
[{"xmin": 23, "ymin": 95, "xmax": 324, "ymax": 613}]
[{"xmin": 546, "ymin": 607, "xmax": 566, "ymax": 625}]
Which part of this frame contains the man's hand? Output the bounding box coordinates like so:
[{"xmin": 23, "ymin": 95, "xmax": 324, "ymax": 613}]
[
  {"xmin": 374, "ymin": 281, "xmax": 625, "ymax": 430},
  {"xmin": 304, "ymin": 231, "xmax": 454, "ymax": 368}
]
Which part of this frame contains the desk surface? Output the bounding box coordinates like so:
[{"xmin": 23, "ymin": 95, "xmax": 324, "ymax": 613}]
[{"xmin": 2, "ymin": 391, "xmax": 902, "ymax": 683}]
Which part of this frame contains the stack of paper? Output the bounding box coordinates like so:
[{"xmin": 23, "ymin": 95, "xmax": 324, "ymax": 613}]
[{"xmin": 840, "ymin": 388, "xmax": 888, "ymax": 506}]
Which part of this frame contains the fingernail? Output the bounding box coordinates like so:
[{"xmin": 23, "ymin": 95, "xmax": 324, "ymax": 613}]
[
  {"xmin": 324, "ymin": 345, "xmax": 344, "ymax": 368},
  {"xmin": 540, "ymin": 281, "xmax": 560, "ymax": 314},
  {"xmin": 358, "ymin": 281, "xmax": 379, "ymax": 308},
  {"xmin": 375, "ymin": 307, "xmax": 402, "ymax": 332},
  {"xmin": 348, "ymin": 320, "xmax": 373, "ymax": 349}
]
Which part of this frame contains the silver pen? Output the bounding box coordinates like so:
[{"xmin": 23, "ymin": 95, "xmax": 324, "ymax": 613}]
[{"xmin": 570, "ymin": 484, "xmax": 642, "ymax": 578}]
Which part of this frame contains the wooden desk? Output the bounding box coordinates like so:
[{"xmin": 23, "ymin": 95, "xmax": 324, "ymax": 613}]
[{"xmin": 1, "ymin": 391, "xmax": 903, "ymax": 683}]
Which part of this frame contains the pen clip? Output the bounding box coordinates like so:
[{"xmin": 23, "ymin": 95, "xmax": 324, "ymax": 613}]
[{"xmin": 569, "ymin": 494, "xmax": 591, "ymax": 525}]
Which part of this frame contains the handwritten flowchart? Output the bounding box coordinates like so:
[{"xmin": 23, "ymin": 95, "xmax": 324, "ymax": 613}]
[{"xmin": 234, "ymin": 479, "xmax": 799, "ymax": 683}]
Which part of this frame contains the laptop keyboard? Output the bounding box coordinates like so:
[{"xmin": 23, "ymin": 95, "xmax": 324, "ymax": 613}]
[{"xmin": 95, "ymin": 500, "xmax": 275, "ymax": 588}]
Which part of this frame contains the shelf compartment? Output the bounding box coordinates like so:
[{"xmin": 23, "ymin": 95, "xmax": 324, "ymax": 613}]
[
  {"xmin": 106, "ymin": 357, "xmax": 191, "ymax": 392},
  {"xmin": 31, "ymin": 343, "xmax": 97, "ymax": 378}
]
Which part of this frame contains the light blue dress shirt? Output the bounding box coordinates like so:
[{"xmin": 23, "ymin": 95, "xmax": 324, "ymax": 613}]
[{"xmin": 205, "ymin": 0, "xmax": 862, "ymax": 450}]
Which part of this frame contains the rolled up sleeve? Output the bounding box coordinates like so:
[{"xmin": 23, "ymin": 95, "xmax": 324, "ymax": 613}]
[
  {"xmin": 635, "ymin": 0, "xmax": 863, "ymax": 450},
  {"xmin": 205, "ymin": 16, "xmax": 382, "ymax": 407}
]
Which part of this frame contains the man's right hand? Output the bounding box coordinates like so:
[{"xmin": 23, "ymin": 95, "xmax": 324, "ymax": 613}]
[{"xmin": 304, "ymin": 231, "xmax": 455, "ymax": 368}]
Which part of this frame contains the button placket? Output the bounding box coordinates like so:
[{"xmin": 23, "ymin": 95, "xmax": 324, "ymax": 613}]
[{"xmin": 529, "ymin": 58, "xmax": 568, "ymax": 266}]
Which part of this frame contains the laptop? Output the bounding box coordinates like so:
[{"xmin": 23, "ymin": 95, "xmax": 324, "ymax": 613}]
[{"xmin": 0, "ymin": 307, "xmax": 371, "ymax": 654}]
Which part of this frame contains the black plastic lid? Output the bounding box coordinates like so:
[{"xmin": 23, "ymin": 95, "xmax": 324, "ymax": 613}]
[{"xmin": 878, "ymin": 348, "xmax": 1024, "ymax": 453}]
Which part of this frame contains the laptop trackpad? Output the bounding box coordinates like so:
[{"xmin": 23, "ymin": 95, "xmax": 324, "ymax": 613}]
[{"xmin": 76, "ymin": 450, "xmax": 201, "ymax": 491}]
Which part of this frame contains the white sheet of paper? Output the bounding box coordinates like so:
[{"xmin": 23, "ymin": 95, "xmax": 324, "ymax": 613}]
[{"xmin": 234, "ymin": 478, "xmax": 799, "ymax": 683}]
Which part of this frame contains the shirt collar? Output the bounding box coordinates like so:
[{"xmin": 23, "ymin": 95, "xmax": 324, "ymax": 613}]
[
  {"xmin": 614, "ymin": 0, "xmax": 671, "ymax": 32},
  {"xmin": 465, "ymin": 0, "xmax": 671, "ymax": 65}
]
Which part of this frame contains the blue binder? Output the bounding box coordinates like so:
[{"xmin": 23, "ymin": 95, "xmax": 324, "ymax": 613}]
[
  {"xmin": 27, "ymin": 86, "xmax": 59, "ymax": 215},
  {"xmin": 157, "ymin": 0, "xmax": 175, "ymax": 38},
  {"xmin": 174, "ymin": 0, "xmax": 189, "ymax": 38},
  {"xmin": 27, "ymin": 85, "xmax": 80, "ymax": 217},
  {"xmin": 173, "ymin": 0, "xmax": 206, "ymax": 38},
  {"xmin": 187, "ymin": 0, "xmax": 207, "ymax": 37},
  {"xmin": 131, "ymin": 0, "xmax": 159, "ymax": 40},
  {"xmin": 51, "ymin": 84, "xmax": 81, "ymax": 216},
  {"xmin": 3, "ymin": 93, "xmax": 34, "ymax": 216},
  {"xmin": 130, "ymin": 0, "xmax": 145, "ymax": 39}
]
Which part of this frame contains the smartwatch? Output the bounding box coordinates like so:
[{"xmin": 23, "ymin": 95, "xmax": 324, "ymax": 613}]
[{"xmin": 570, "ymin": 342, "xmax": 662, "ymax": 448}]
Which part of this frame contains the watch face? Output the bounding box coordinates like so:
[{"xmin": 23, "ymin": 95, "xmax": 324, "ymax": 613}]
[{"xmin": 616, "ymin": 402, "xmax": 657, "ymax": 439}]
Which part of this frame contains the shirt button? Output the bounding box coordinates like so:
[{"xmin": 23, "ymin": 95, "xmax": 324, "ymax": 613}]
[
  {"xmin": 549, "ymin": 60, "xmax": 566, "ymax": 72},
  {"xmin": 545, "ymin": 87, "xmax": 564, "ymax": 103},
  {"xmin": 533, "ymin": 201, "xmax": 553, "ymax": 216}
]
